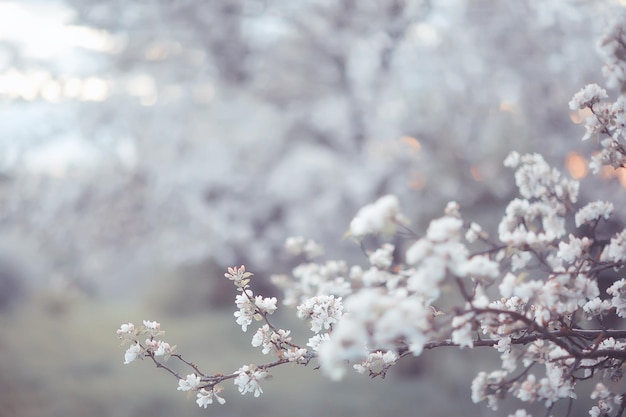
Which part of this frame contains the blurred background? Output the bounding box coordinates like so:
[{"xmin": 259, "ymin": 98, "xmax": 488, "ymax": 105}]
[{"xmin": 1, "ymin": 0, "xmax": 626, "ymax": 416}]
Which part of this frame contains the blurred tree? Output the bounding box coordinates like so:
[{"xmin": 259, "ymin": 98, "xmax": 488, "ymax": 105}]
[{"xmin": 0, "ymin": 0, "xmax": 622, "ymax": 300}]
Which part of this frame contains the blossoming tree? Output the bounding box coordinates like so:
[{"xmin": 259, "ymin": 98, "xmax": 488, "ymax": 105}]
[{"xmin": 117, "ymin": 19, "xmax": 626, "ymax": 417}]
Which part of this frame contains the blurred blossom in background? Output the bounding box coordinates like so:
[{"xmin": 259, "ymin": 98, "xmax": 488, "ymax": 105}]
[{"xmin": 0, "ymin": 1, "xmax": 625, "ymax": 416}]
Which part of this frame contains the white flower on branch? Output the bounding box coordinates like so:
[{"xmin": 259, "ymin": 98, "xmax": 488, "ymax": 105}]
[
  {"xmin": 233, "ymin": 365, "xmax": 268, "ymax": 398},
  {"xmin": 234, "ymin": 290, "xmax": 256, "ymax": 332},
  {"xmin": 251, "ymin": 324, "xmax": 292, "ymax": 355},
  {"xmin": 557, "ymin": 234, "xmax": 591, "ymax": 264},
  {"xmin": 569, "ymin": 83, "xmax": 608, "ymax": 110},
  {"xmin": 196, "ymin": 387, "xmax": 226, "ymax": 407},
  {"xmin": 508, "ymin": 410, "xmax": 532, "ymax": 417},
  {"xmin": 498, "ymin": 199, "xmax": 565, "ymax": 248},
  {"xmin": 284, "ymin": 236, "xmax": 324, "ymax": 259},
  {"xmin": 116, "ymin": 322, "xmax": 135, "ymax": 338},
  {"xmin": 353, "ymin": 350, "xmax": 398, "ymax": 375},
  {"xmin": 177, "ymin": 373, "xmax": 201, "ymax": 392},
  {"xmin": 451, "ymin": 314, "xmax": 475, "ymax": 348},
  {"xmin": 297, "ymin": 295, "xmax": 343, "ymax": 333},
  {"xmin": 123, "ymin": 342, "xmax": 142, "ymax": 364},
  {"xmin": 458, "ymin": 255, "xmax": 500, "ymax": 284},
  {"xmin": 306, "ymin": 333, "xmax": 330, "ymax": 352},
  {"xmin": 349, "ymin": 194, "xmax": 407, "ymax": 238},
  {"xmin": 254, "ymin": 295, "xmax": 278, "ymax": 315},
  {"xmin": 368, "ymin": 243, "xmax": 395, "ymax": 269},
  {"xmin": 600, "ymin": 230, "xmax": 626, "ymax": 264},
  {"xmin": 471, "ymin": 370, "xmax": 509, "ymax": 410},
  {"xmin": 575, "ymin": 201, "xmax": 614, "ymax": 227},
  {"xmin": 607, "ymin": 278, "xmax": 626, "ymax": 317}
]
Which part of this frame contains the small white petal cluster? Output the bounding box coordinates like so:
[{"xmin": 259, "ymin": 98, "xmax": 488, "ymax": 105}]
[
  {"xmin": 588, "ymin": 383, "xmax": 622, "ymax": 417},
  {"xmin": 124, "ymin": 342, "xmax": 142, "ymax": 365},
  {"xmin": 451, "ymin": 314, "xmax": 475, "ymax": 348},
  {"xmin": 556, "ymin": 234, "xmax": 591, "ymax": 265},
  {"xmin": 284, "ymin": 236, "xmax": 324, "ymax": 259},
  {"xmin": 196, "ymin": 387, "xmax": 226, "ymax": 407},
  {"xmin": 233, "ymin": 365, "xmax": 268, "ymax": 398},
  {"xmin": 234, "ymin": 291, "xmax": 277, "ymax": 332},
  {"xmin": 234, "ymin": 291, "xmax": 256, "ymax": 332},
  {"xmin": 145, "ymin": 338, "xmax": 173, "ymax": 357},
  {"xmin": 177, "ymin": 373, "xmax": 201, "ymax": 392},
  {"xmin": 353, "ymin": 350, "xmax": 398, "ymax": 375},
  {"xmin": 575, "ymin": 201, "xmax": 614, "ymax": 227},
  {"xmin": 349, "ymin": 194, "xmax": 407, "ymax": 238},
  {"xmin": 271, "ymin": 259, "xmax": 351, "ymax": 306},
  {"xmin": 599, "ymin": 20, "xmax": 626, "ymax": 90},
  {"xmin": 499, "ymin": 152, "xmax": 577, "ymax": 249},
  {"xmin": 251, "ymin": 324, "xmax": 298, "ymax": 358},
  {"xmin": 568, "ymin": 83, "xmax": 608, "ymax": 110},
  {"xmin": 368, "ymin": 243, "xmax": 395, "ymax": 269},
  {"xmin": 297, "ymin": 295, "xmax": 343, "ymax": 333},
  {"xmin": 571, "ymin": 27, "xmax": 626, "ymax": 171},
  {"xmin": 600, "ymin": 230, "xmax": 626, "ymax": 264},
  {"xmin": 116, "ymin": 320, "xmax": 174, "ymax": 364},
  {"xmin": 607, "ymin": 279, "xmax": 626, "ymax": 317}
]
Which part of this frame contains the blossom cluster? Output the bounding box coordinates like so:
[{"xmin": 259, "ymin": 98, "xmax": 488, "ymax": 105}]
[
  {"xmin": 569, "ymin": 19, "xmax": 626, "ymax": 173},
  {"xmin": 116, "ymin": 18, "xmax": 626, "ymax": 417}
]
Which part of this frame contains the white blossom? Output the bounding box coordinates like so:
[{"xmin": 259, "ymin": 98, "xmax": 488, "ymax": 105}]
[
  {"xmin": 306, "ymin": 333, "xmax": 330, "ymax": 352},
  {"xmin": 283, "ymin": 347, "xmax": 308, "ymax": 363},
  {"xmin": 510, "ymin": 251, "xmax": 533, "ymax": 272},
  {"xmin": 451, "ymin": 315, "xmax": 475, "ymax": 348},
  {"xmin": 234, "ymin": 290, "xmax": 257, "ymax": 332},
  {"xmin": 254, "ymin": 296, "xmax": 278, "ymax": 315},
  {"xmin": 465, "ymin": 222, "xmax": 485, "ymax": 243},
  {"xmin": 600, "ymin": 230, "xmax": 626, "ymax": 263},
  {"xmin": 317, "ymin": 317, "xmax": 368, "ymax": 380},
  {"xmin": 297, "ymin": 295, "xmax": 343, "ymax": 333},
  {"xmin": 353, "ymin": 350, "xmax": 398, "ymax": 374},
  {"xmin": 426, "ymin": 216, "xmax": 463, "ymax": 242},
  {"xmin": 196, "ymin": 387, "xmax": 226, "ymax": 407},
  {"xmin": 607, "ymin": 279, "xmax": 626, "ymax": 317},
  {"xmin": 459, "ymin": 255, "xmax": 499, "ymax": 283},
  {"xmin": 368, "ymin": 243, "xmax": 395, "ymax": 269},
  {"xmin": 508, "ymin": 409, "xmax": 532, "ymax": 417},
  {"xmin": 285, "ymin": 237, "xmax": 324, "ymax": 259},
  {"xmin": 515, "ymin": 374, "xmax": 537, "ymax": 402},
  {"xmin": 251, "ymin": 325, "xmax": 292, "ymax": 355},
  {"xmin": 569, "ymin": 84, "xmax": 608, "ymax": 110},
  {"xmin": 177, "ymin": 373, "xmax": 201, "ymax": 392},
  {"xmin": 124, "ymin": 342, "xmax": 142, "ymax": 364},
  {"xmin": 349, "ymin": 194, "xmax": 406, "ymax": 238},
  {"xmin": 583, "ymin": 297, "xmax": 611, "ymax": 319},
  {"xmin": 471, "ymin": 370, "xmax": 508, "ymax": 410},
  {"xmin": 557, "ymin": 235, "xmax": 591, "ymax": 264},
  {"xmin": 117, "ymin": 322, "xmax": 135, "ymax": 337},
  {"xmin": 233, "ymin": 365, "xmax": 268, "ymax": 397},
  {"xmin": 575, "ymin": 201, "xmax": 614, "ymax": 227}
]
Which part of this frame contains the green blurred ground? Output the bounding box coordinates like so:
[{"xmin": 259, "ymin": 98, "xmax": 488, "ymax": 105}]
[{"xmin": 0, "ymin": 288, "xmax": 488, "ymax": 417}]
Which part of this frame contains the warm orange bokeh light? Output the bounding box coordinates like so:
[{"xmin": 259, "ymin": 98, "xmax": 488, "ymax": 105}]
[
  {"xmin": 408, "ymin": 171, "xmax": 426, "ymax": 189},
  {"xmin": 499, "ymin": 101, "xmax": 517, "ymax": 114},
  {"xmin": 470, "ymin": 166, "xmax": 483, "ymax": 181},
  {"xmin": 599, "ymin": 162, "xmax": 626, "ymax": 187},
  {"xmin": 565, "ymin": 152, "xmax": 588, "ymax": 179},
  {"xmin": 618, "ymin": 169, "xmax": 626, "ymax": 187},
  {"xmin": 401, "ymin": 135, "xmax": 421, "ymax": 151},
  {"xmin": 569, "ymin": 108, "xmax": 592, "ymax": 124}
]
